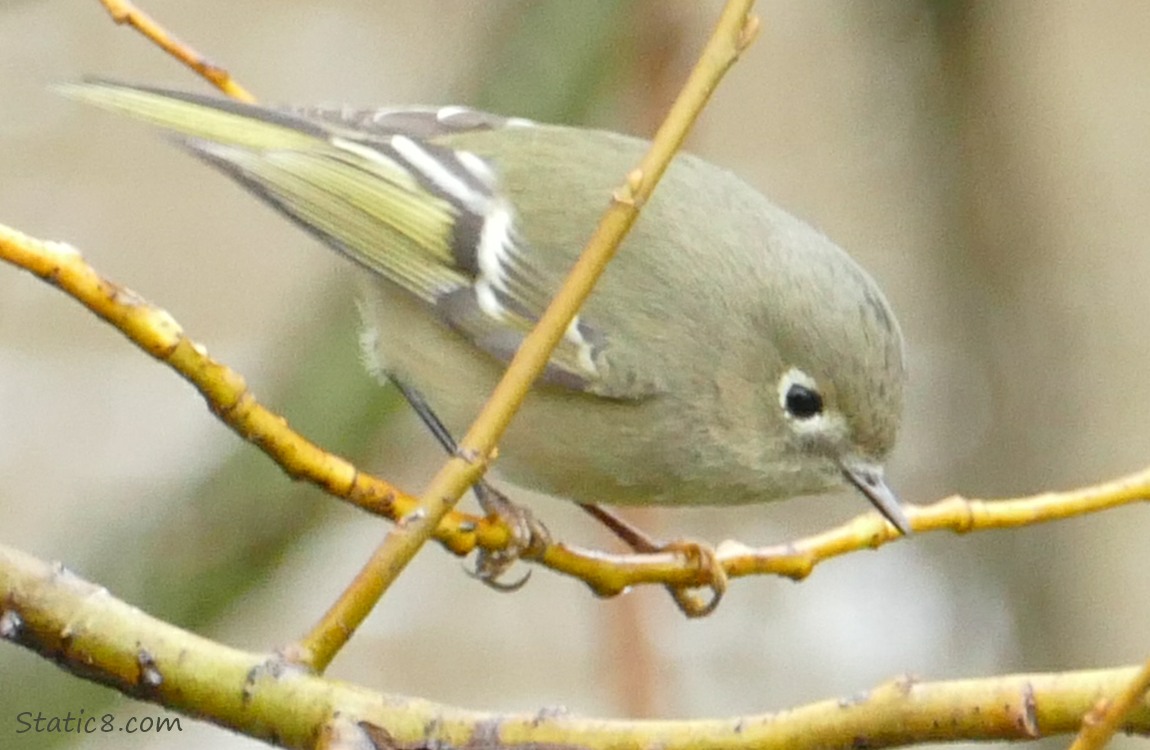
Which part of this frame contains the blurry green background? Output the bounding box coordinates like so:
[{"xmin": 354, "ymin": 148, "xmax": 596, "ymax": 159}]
[{"xmin": 2, "ymin": 2, "xmax": 1150, "ymax": 749}]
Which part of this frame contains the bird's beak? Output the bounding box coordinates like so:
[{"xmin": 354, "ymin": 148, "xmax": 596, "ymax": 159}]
[{"xmin": 839, "ymin": 458, "xmax": 911, "ymax": 535}]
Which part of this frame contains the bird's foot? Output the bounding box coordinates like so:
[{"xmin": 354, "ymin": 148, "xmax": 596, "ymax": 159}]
[
  {"xmin": 467, "ymin": 481, "xmax": 551, "ymax": 592},
  {"xmin": 578, "ymin": 502, "xmax": 727, "ymax": 617},
  {"xmin": 657, "ymin": 538, "xmax": 727, "ymax": 617}
]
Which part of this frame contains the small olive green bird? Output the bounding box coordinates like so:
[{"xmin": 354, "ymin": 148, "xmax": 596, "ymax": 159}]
[{"xmin": 60, "ymin": 80, "xmax": 911, "ymax": 534}]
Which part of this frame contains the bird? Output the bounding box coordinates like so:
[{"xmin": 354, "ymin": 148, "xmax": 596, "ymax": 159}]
[{"xmin": 59, "ymin": 80, "xmax": 911, "ymax": 548}]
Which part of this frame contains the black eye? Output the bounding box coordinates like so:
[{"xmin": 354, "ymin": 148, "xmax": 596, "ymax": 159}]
[{"xmin": 784, "ymin": 383, "xmax": 824, "ymax": 419}]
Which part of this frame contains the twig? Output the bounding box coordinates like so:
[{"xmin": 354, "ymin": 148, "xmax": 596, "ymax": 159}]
[
  {"xmin": 291, "ymin": 0, "xmax": 761, "ymax": 671},
  {"xmin": 720, "ymin": 469, "xmax": 1150, "ymax": 583},
  {"xmin": 0, "ymin": 223, "xmax": 503, "ymax": 554},
  {"xmin": 1067, "ymin": 657, "xmax": 1150, "ymax": 750},
  {"xmin": 97, "ymin": 0, "xmax": 255, "ymax": 101},
  {"xmin": 2, "ymin": 222, "xmax": 1150, "ymax": 602}
]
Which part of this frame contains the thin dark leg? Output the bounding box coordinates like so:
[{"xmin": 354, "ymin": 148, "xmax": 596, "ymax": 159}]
[
  {"xmin": 389, "ymin": 374, "xmax": 503, "ymax": 509},
  {"xmin": 389, "ymin": 375, "xmax": 460, "ymax": 455},
  {"xmin": 389, "ymin": 375, "xmax": 721, "ymax": 616},
  {"xmin": 387, "ymin": 373, "xmax": 540, "ymax": 590}
]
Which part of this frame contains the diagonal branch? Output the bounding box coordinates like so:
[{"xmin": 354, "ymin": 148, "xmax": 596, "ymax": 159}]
[
  {"xmin": 96, "ymin": 0, "xmax": 254, "ymax": 100},
  {"xmin": 291, "ymin": 0, "xmax": 761, "ymax": 669},
  {"xmin": 0, "ymin": 223, "xmax": 503, "ymax": 555},
  {"xmin": 1068, "ymin": 657, "xmax": 1150, "ymax": 750}
]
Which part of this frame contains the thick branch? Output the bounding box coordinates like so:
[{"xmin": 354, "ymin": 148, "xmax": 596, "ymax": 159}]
[{"xmin": 2, "ymin": 542, "xmax": 1147, "ymax": 748}]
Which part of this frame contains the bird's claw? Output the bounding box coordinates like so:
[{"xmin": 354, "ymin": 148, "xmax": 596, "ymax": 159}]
[
  {"xmin": 660, "ymin": 539, "xmax": 727, "ymax": 618},
  {"xmin": 576, "ymin": 503, "xmax": 726, "ymax": 617},
  {"xmin": 468, "ymin": 481, "xmax": 551, "ymax": 592},
  {"xmin": 465, "ymin": 557, "xmax": 532, "ymax": 591}
]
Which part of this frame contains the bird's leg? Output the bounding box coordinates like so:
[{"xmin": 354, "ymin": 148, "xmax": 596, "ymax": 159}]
[
  {"xmin": 578, "ymin": 503, "xmax": 727, "ymax": 617},
  {"xmin": 389, "ymin": 376, "xmax": 720, "ymax": 613},
  {"xmin": 388, "ymin": 375, "xmax": 549, "ymax": 590}
]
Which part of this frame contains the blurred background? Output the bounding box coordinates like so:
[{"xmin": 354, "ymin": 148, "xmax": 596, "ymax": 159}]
[{"xmin": 2, "ymin": 1, "xmax": 1149, "ymax": 748}]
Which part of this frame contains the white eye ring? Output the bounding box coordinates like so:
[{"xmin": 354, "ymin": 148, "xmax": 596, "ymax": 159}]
[{"xmin": 777, "ymin": 367, "xmax": 824, "ymax": 421}]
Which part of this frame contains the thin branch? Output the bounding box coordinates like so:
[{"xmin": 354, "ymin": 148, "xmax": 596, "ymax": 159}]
[
  {"xmin": 96, "ymin": 0, "xmax": 255, "ymax": 101},
  {"xmin": 1068, "ymin": 658, "xmax": 1150, "ymax": 750},
  {"xmin": 2, "ymin": 222, "xmax": 1150, "ymax": 600},
  {"xmin": 291, "ymin": 0, "xmax": 760, "ymax": 669},
  {"xmin": 0, "ymin": 223, "xmax": 506, "ymax": 555},
  {"xmin": 720, "ymin": 467, "xmax": 1150, "ymax": 583},
  {"xmin": 2, "ymin": 542, "xmax": 1148, "ymax": 748}
]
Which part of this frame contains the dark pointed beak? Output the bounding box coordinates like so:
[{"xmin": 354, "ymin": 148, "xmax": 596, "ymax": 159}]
[{"xmin": 839, "ymin": 458, "xmax": 911, "ymax": 535}]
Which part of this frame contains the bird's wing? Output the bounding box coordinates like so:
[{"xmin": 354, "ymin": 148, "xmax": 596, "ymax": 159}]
[{"xmin": 59, "ymin": 81, "xmax": 657, "ymax": 398}]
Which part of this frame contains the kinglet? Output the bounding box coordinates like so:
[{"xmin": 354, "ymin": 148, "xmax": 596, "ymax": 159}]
[{"xmin": 60, "ymin": 81, "xmax": 911, "ymax": 534}]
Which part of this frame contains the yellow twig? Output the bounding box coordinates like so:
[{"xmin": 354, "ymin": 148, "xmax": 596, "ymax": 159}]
[
  {"xmin": 3, "ymin": 221, "xmax": 1150, "ymax": 604},
  {"xmin": 97, "ymin": 0, "xmax": 255, "ymax": 101},
  {"xmin": 0, "ymin": 223, "xmax": 505, "ymax": 555},
  {"xmin": 1067, "ymin": 657, "xmax": 1150, "ymax": 750},
  {"xmin": 290, "ymin": 0, "xmax": 761, "ymax": 671},
  {"xmin": 721, "ymin": 467, "xmax": 1150, "ymax": 583}
]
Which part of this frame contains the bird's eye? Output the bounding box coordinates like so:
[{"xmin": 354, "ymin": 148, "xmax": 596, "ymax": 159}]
[
  {"xmin": 784, "ymin": 383, "xmax": 824, "ymax": 419},
  {"xmin": 777, "ymin": 368, "xmax": 825, "ymax": 421}
]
